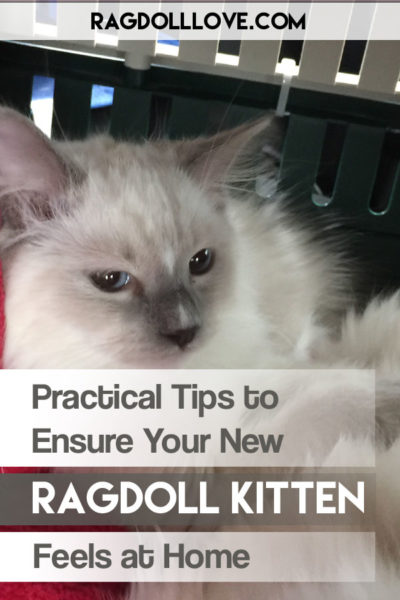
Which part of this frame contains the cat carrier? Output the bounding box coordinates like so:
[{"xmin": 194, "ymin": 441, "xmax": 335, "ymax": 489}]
[{"xmin": 1, "ymin": 2, "xmax": 400, "ymax": 291}]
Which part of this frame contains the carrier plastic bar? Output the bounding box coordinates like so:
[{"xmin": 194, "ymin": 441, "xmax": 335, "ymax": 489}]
[
  {"xmin": 178, "ymin": 40, "xmax": 220, "ymax": 66},
  {"xmin": 121, "ymin": 41, "xmax": 155, "ymax": 70},
  {"xmin": 91, "ymin": 2, "xmax": 119, "ymax": 48},
  {"xmin": 1, "ymin": 1, "xmax": 34, "ymax": 38},
  {"xmin": 298, "ymin": 41, "xmax": 346, "ymax": 87},
  {"xmin": 57, "ymin": 3, "xmax": 97, "ymax": 48},
  {"xmin": 27, "ymin": 40, "xmax": 123, "ymax": 59},
  {"xmin": 238, "ymin": 41, "xmax": 282, "ymax": 77},
  {"xmin": 276, "ymin": 59, "xmax": 297, "ymax": 116},
  {"xmin": 358, "ymin": 41, "xmax": 400, "ymax": 95},
  {"xmin": 296, "ymin": 0, "xmax": 352, "ymax": 89},
  {"xmin": 298, "ymin": 0, "xmax": 351, "ymax": 89}
]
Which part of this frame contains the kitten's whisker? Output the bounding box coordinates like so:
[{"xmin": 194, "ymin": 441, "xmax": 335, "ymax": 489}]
[
  {"xmin": 51, "ymin": 106, "xmax": 68, "ymax": 143},
  {"xmin": 198, "ymin": 81, "xmax": 245, "ymax": 186}
]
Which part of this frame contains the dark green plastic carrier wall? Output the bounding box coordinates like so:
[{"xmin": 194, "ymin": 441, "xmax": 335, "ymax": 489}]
[{"xmin": 1, "ymin": 39, "xmax": 400, "ymax": 290}]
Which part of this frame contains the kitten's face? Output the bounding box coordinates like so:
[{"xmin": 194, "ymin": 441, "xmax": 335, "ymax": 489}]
[{"xmin": 2, "ymin": 141, "xmax": 238, "ymax": 367}]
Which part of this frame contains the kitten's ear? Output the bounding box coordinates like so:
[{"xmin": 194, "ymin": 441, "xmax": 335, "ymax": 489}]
[
  {"xmin": 174, "ymin": 114, "xmax": 284, "ymax": 186},
  {"xmin": 0, "ymin": 107, "xmax": 68, "ymax": 229}
]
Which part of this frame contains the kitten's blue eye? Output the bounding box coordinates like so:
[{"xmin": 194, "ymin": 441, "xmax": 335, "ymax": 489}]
[
  {"xmin": 189, "ymin": 248, "xmax": 214, "ymax": 276},
  {"xmin": 91, "ymin": 271, "xmax": 131, "ymax": 292}
]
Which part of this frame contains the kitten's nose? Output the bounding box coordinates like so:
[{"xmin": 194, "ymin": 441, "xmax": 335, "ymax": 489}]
[{"xmin": 161, "ymin": 326, "xmax": 199, "ymax": 349}]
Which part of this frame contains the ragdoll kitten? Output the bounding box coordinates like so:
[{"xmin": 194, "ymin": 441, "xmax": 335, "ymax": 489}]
[
  {"xmin": 0, "ymin": 107, "xmax": 400, "ymax": 599},
  {"xmin": 0, "ymin": 107, "xmax": 346, "ymax": 370}
]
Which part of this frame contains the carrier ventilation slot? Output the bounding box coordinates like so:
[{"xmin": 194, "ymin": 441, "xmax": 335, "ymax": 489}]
[
  {"xmin": 156, "ymin": 34, "xmax": 180, "ymax": 57},
  {"xmin": 30, "ymin": 75, "xmax": 55, "ymax": 138},
  {"xmin": 276, "ymin": 41, "xmax": 303, "ymax": 76},
  {"xmin": 89, "ymin": 84, "xmax": 115, "ymax": 133},
  {"xmin": 34, "ymin": 2, "xmax": 57, "ymax": 37},
  {"xmin": 216, "ymin": 40, "xmax": 241, "ymax": 66},
  {"xmin": 155, "ymin": 0, "xmax": 180, "ymax": 56},
  {"xmin": 149, "ymin": 95, "xmax": 172, "ymax": 138},
  {"xmin": 336, "ymin": 41, "xmax": 367, "ymax": 85},
  {"xmin": 369, "ymin": 130, "xmax": 400, "ymax": 215},
  {"xmin": 313, "ymin": 122, "xmax": 347, "ymax": 207},
  {"xmin": 336, "ymin": 1, "xmax": 374, "ymax": 85},
  {"xmin": 94, "ymin": 2, "xmax": 119, "ymax": 47}
]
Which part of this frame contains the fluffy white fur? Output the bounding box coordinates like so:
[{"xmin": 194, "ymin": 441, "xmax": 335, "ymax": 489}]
[{"xmin": 0, "ymin": 108, "xmax": 399, "ymax": 599}]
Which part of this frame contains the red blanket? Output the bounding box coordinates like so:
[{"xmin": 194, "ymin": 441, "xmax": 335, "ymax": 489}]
[
  {"xmin": 0, "ymin": 265, "xmax": 128, "ymax": 599},
  {"xmin": 0, "ymin": 581, "xmax": 127, "ymax": 600}
]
